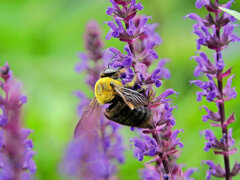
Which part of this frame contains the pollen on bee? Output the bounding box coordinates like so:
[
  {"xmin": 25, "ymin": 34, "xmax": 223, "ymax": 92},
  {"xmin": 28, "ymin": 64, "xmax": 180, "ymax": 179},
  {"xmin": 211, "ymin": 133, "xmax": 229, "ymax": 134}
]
[{"xmin": 95, "ymin": 77, "xmax": 121, "ymax": 105}]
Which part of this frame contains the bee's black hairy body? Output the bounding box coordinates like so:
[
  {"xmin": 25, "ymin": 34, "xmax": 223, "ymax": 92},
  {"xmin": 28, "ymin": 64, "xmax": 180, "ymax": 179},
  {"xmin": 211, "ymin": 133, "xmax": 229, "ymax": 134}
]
[{"xmin": 104, "ymin": 97, "xmax": 152, "ymax": 128}]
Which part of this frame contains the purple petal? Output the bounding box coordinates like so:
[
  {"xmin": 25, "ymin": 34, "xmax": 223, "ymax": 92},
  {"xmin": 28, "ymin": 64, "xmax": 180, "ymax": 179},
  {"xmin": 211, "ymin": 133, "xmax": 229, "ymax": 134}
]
[
  {"xmin": 150, "ymin": 50, "xmax": 159, "ymax": 59},
  {"xmin": 138, "ymin": 152, "xmax": 144, "ymax": 161},
  {"xmin": 151, "ymin": 69, "xmax": 161, "ymax": 80},
  {"xmin": 115, "ymin": 19, "xmax": 124, "ymax": 31},
  {"xmin": 21, "ymin": 172, "xmax": 31, "ymax": 180},
  {"xmin": 106, "ymin": 7, "xmax": 114, "ymax": 15},
  {"xmin": 0, "ymin": 130, "xmax": 3, "ymax": 148},
  {"xmin": 148, "ymin": 148, "xmax": 156, "ymax": 156},
  {"xmin": 77, "ymin": 53, "xmax": 88, "ymax": 61},
  {"xmin": 160, "ymin": 89, "xmax": 177, "ymax": 99},
  {"xmin": 169, "ymin": 118, "xmax": 176, "ymax": 126},
  {"xmin": 112, "ymin": 31, "xmax": 119, "ymax": 38},
  {"xmin": 130, "ymin": 127, "xmax": 135, "ymax": 131},
  {"xmin": 136, "ymin": 2, "xmax": 143, "ymax": 10},
  {"xmin": 184, "ymin": 168, "xmax": 198, "ymax": 179},
  {"xmin": 28, "ymin": 159, "xmax": 37, "ymax": 173},
  {"xmin": 107, "ymin": 21, "xmax": 118, "ymax": 30},
  {"xmin": 204, "ymin": 142, "xmax": 211, "ymax": 151},
  {"xmin": 155, "ymin": 80, "xmax": 162, "ymax": 88},
  {"xmin": 130, "ymin": 0, "xmax": 136, "ymax": 7},
  {"xmin": 195, "ymin": 0, "xmax": 209, "ymax": 9},
  {"xmin": 216, "ymin": 59, "xmax": 224, "ymax": 71},
  {"xmin": 133, "ymin": 139, "xmax": 145, "ymax": 150},
  {"xmin": 0, "ymin": 115, "xmax": 8, "ymax": 126},
  {"xmin": 105, "ymin": 31, "xmax": 112, "ymax": 40},
  {"xmin": 196, "ymin": 91, "xmax": 203, "ymax": 102},
  {"xmin": 139, "ymin": 16, "xmax": 150, "ymax": 30},
  {"xmin": 124, "ymin": 45, "xmax": 133, "ymax": 56},
  {"xmin": 75, "ymin": 53, "xmax": 88, "ymax": 73},
  {"xmin": 194, "ymin": 67, "xmax": 201, "ymax": 77},
  {"xmin": 25, "ymin": 139, "xmax": 33, "ymax": 149},
  {"xmin": 222, "ymin": 0, "xmax": 235, "ymax": 9},
  {"xmin": 171, "ymin": 129, "xmax": 183, "ymax": 140},
  {"xmin": 228, "ymin": 128, "xmax": 235, "ymax": 147},
  {"xmin": 20, "ymin": 95, "xmax": 28, "ymax": 104},
  {"xmin": 201, "ymin": 129, "xmax": 215, "ymax": 141},
  {"xmin": 184, "ymin": 13, "xmax": 202, "ymax": 22},
  {"xmin": 113, "ymin": 62, "xmax": 123, "ymax": 68},
  {"xmin": 203, "ymin": 160, "xmax": 215, "ymax": 169},
  {"xmin": 178, "ymin": 142, "xmax": 184, "ymax": 148},
  {"xmin": 21, "ymin": 129, "xmax": 33, "ymax": 140},
  {"xmin": 206, "ymin": 90, "xmax": 217, "ymax": 101},
  {"xmin": 223, "ymin": 75, "xmax": 237, "ymax": 99},
  {"xmin": 123, "ymin": 58, "xmax": 132, "ymax": 67}
]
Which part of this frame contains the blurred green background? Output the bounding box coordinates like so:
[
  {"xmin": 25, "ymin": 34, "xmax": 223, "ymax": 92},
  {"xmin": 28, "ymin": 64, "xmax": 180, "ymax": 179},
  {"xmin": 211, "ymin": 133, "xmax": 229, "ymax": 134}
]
[{"xmin": 0, "ymin": 0, "xmax": 239, "ymax": 179}]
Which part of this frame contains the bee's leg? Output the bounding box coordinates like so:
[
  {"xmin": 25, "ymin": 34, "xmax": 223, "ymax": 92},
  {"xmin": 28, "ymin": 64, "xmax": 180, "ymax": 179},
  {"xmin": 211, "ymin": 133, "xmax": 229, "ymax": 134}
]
[
  {"xmin": 125, "ymin": 74, "xmax": 137, "ymax": 88},
  {"xmin": 137, "ymin": 85, "xmax": 148, "ymax": 93},
  {"xmin": 115, "ymin": 68, "xmax": 128, "ymax": 80},
  {"xmin": 125, "ymin": 74, "xmax": 148, "ymax": 94},
  {"xmin": 118, "ymin": 68, "xmax": 127, "ymax": 74}
]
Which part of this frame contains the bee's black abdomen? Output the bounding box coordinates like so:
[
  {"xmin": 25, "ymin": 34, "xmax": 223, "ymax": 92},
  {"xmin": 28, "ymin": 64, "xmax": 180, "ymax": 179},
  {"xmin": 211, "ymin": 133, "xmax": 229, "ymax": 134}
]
[{"xmin": 104, "ymin": 98, "xmax": 152, "ymax": 128}]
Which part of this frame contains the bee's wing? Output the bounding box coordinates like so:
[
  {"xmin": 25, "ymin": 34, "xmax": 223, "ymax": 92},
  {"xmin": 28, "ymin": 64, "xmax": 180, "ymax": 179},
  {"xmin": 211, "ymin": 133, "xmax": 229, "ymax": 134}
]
[
  {"xmin": 74, "ymin": 97, "xmax": 102, "ymax": 138},
  {"xmin": 112, "ymin": 83, "xmax": 148, "ymax": 110}
]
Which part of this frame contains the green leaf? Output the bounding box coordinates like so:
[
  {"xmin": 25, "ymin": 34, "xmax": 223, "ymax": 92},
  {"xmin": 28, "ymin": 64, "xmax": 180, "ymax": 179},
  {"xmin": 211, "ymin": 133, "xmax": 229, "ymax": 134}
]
[{"xmin": 219, "ymin": 7, "xmax": 240, "ymax": 21}]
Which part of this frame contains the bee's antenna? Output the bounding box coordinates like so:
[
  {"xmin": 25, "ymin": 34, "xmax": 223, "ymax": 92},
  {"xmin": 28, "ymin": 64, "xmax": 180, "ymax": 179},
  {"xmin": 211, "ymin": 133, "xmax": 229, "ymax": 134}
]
[{"xmin": 107, "ymin": 52, "xmax": 118, "ymax": 69}]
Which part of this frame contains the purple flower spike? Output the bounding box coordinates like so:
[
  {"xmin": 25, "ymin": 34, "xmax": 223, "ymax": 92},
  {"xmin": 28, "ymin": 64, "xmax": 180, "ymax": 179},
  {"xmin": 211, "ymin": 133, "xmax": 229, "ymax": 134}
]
[
  {"xmin": 0, "ymin": 63, "xmax": 36, "ymax": 179},
  {"xmin": 63, "ymin": 20, "xmax": 125, "ymax": 180},
  {"xmin": 63, "ymin": 116, "xmax": 125, "ymax": 179},
  {"xmin": 75, "ymin": 21, "xmax": 104, "ymax": 89},
  {"xmin": 187, "ymin": 0, "xmax": 239, "ymax": 179},
  {"xmin": 82, "ymin": 0, "xmax": 197, "ymax": 179}
]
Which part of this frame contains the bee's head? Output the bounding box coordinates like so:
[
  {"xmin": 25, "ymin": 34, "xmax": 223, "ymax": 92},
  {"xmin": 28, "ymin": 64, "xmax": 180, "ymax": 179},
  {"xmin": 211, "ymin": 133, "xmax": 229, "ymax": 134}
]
[
  {"xmin": 101, "ymin": 52, "xmax": 127, "ymax": 79},
  {"xmin": 100, "ymin": 68, "xmax": 120, "ymax": 79}
]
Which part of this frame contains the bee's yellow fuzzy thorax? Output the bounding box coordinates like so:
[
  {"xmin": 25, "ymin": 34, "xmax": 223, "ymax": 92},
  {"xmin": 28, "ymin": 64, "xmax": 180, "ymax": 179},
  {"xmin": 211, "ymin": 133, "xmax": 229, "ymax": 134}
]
[{"xmin": 94, "ymin": 77, "xmax": 123, "ymax": 104}]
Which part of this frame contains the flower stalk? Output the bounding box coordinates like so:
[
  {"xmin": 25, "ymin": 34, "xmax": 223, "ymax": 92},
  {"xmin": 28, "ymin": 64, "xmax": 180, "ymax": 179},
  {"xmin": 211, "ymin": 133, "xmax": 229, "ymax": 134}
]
[{"xmin": 215, "ymin": 7, "xmax": 231, "ymax": 179}]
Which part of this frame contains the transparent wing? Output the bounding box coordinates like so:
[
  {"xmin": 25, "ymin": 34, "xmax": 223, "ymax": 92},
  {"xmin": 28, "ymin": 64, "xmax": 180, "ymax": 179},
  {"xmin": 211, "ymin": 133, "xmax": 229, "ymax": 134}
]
[
  {"xmin": 74, "ymin": 97, "xmax": 102, "ymax": 138},
  {"xmin": 112, "ymin": 83, "xmax": 148, "ymax": 110}
]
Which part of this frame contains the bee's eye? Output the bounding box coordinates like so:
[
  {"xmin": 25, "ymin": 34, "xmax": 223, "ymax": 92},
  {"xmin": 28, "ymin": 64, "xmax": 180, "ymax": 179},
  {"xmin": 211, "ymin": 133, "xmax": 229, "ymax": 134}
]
[
  {"xmin": 100, "ymin": 72, "xmax": 106, "ymax": 77},
  {"xmin": 102, "ymin": 69, "xmax": 117, "ymax": 77}
]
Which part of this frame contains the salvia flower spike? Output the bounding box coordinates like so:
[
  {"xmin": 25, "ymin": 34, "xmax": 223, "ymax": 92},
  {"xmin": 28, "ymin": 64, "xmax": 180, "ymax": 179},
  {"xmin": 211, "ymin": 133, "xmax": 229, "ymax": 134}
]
[
  {"xmin": 106, "ymin": 0, "xmax": 195, "ymax": 179},
  {"xmin": 62, "ymin": 21, "xmax": 124, "ymax": 180},
  {"xmin": 0, "ymin": 62, "xmax": 36, "ymax": 180},
  {"xmin": 186, "ymin": 0, "xmax": 240, "ymax": 179}
]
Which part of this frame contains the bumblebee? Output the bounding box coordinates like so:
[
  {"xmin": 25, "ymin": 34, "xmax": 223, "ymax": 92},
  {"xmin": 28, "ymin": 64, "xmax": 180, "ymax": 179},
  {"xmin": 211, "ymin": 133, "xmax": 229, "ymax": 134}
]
[{"xmin": 74, "ymin": 67, "xmax": 152, "ymax": 137}]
